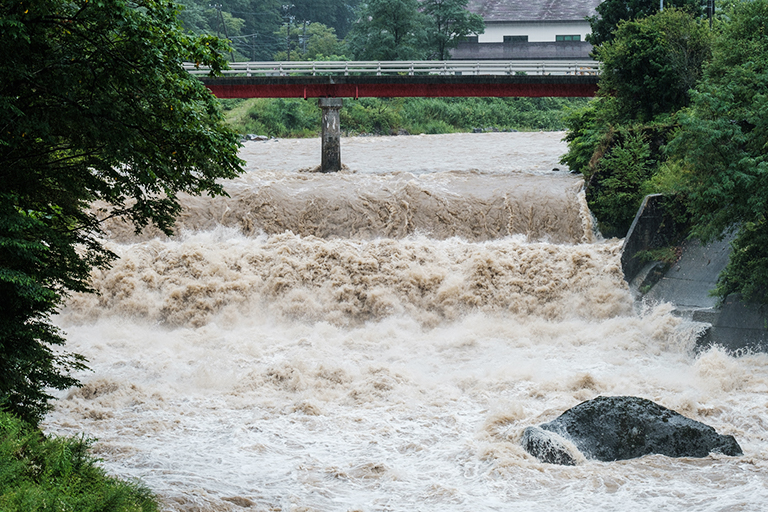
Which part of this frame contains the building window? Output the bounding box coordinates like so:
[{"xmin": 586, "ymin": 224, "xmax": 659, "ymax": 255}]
[
  {"xmin": 556, "ymin": 35, "xmax": 581, "ymax": 42},
  {"xmin": 504, "ymin": 35, "xmax": 528, "ymax": 43}
]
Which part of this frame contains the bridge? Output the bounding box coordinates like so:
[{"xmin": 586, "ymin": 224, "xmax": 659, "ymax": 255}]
[
  {"xmin": 188, "ymin": 60, "xmax": 600, "ymax": 99},
  {"xmin": 189, "ymin": 60, "xmax": 600, "ymax": 99},
  {"xmin": 189, "ymin": 60, "xmax": 600, "ymax": 171}
]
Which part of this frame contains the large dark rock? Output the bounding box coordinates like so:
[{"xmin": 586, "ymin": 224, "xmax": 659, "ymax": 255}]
[{"xmin": 522, "ymin": 396, "xmax": 742, "ymax": 465}]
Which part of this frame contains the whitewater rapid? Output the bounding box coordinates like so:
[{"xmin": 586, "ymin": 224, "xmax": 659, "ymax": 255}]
[{"xmin": 45, "ymin": 132, "xmax": 768, "ymax": 511}]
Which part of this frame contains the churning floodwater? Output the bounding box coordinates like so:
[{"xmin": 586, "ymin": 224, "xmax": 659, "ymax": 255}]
[{"xmin": 45, "ymin": 132, "xmax": 768, "ymax": 511}]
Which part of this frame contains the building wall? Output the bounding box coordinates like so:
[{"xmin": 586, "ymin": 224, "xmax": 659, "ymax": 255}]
[
  {"xmin": 451, "ymin": 41, "xmax": 593, "ymax": 60},
  {"xmin": 478, "ymin": 20, "xmax": 592, "ymax": 43}
]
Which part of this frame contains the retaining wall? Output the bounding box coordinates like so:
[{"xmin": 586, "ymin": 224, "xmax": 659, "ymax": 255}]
[{"xmin": 621, "ymin": 194, "xmax": 768, "ymax": 353}]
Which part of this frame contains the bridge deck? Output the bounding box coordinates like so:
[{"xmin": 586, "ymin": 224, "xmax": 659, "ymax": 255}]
[{"xmin": 192, "ymin": 60, "xmax": 599, "ymax": 98}]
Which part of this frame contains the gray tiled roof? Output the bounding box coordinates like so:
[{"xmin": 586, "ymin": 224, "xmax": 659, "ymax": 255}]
[{"xmin": 467, "ymin": 0, "xmax": 603, "ymax": 22}]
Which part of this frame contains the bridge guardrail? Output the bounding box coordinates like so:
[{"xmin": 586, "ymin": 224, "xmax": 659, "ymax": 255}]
[{"xmin": 184, "ymin": 60, "xmax": 599, "ymax": 77}]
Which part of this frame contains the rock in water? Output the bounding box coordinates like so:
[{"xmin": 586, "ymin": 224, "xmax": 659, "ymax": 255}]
[
  {"xmin": 521, "ymin": 426, "xmax": 579, "ymax": 466},
  {"xmin": 522, "ymin": 396, "xmax": 742, "ymax": 464}
]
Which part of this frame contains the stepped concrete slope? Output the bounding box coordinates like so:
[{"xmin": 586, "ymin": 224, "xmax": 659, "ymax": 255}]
[{"xmin": 622, "ymin": 195, "xmax": 768, "ymax": 353}]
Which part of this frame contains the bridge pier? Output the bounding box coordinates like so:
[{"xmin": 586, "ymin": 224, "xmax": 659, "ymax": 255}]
[{"xmin": 319, "ymin": 97, "xmax": 343, "ymax": 173}]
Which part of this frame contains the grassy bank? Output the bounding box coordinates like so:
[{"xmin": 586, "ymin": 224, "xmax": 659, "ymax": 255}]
[
  {"xmin": 0, "ymin": 411, "xmax": 159, "ymax": 512},
  {"xmin": 221, "ymin": 97, "xmax": 588, "ymax": 137}
]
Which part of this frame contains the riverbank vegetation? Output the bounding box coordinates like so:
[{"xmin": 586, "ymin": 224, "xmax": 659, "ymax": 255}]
[
  {"xmin": 562, "ymin": 0, "xmax": 768, "ymax": 303},
  {"xmin": 222, "ymin": 97, "xmax": 589, "ymax": 137},
  {"xmin": 0, "ymin": 411, "xmax": 159, "ymax": 511},
  {"xmin": 562, "ymin": 6, "xmax": 712, "ymax": 237}
]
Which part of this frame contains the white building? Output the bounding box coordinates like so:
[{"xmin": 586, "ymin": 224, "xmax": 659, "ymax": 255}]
[{"xmin": 453, "ymin": 0, "xmax": 603, "ymax": 60}]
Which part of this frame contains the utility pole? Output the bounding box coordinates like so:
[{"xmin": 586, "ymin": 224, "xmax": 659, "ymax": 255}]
[
  {"xmin": 282, "ymin": 4, "xmax": 294, "ymax": 61},
  {"xmin": 210, "ymin": 4, "xmax": 235, "ymax": 62},
  {"xmin": 211, "ymin": 3, "xmax": 221, "ymax": 38}
]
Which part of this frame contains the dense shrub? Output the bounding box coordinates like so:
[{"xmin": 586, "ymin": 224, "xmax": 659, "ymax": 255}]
[
  {"xmin": 228, "ymin": 97, "xmax": 587, "ymax": 137},
  {"xmin": 713, "ymin": 219, "xmax": 768, "ymax": 302},
  {"xmin": 585, "ymin": 130, "xmax": 656, "ymax": 237},
  {"xmin": 341, "ymin": 97, "xmax": 405, "ymax": 134},
  {"xmin": 578, "ymin": 119, "xmax": 677, "ymax": 237},
  {"xmin": 667, "ymin": 0, "xmax": 768, "ymax": 302},
  {"xmin": 241, "ymin": 98, "xmax": 320, "ymax": 137},
  {"xmin": 560, "ymin": 98, "xmax": 614, "ymax": 175}
]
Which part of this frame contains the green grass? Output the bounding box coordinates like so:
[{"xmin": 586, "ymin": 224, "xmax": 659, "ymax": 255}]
[{"xmin": 0, "ymin": 411, "xmax": 159, "ymax": 512}]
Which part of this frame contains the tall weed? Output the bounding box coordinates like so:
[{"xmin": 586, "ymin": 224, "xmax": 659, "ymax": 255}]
[
  {"xmin": 225, "ymin": 97, "xmax": 587, "ymax": 136},
  {"xmin": 0, "ymin": 411, "xmax": 159, "ymax": 512}
]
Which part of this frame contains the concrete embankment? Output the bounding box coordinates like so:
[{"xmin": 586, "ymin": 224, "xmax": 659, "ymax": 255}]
[{"xmin": 622, "ymin": 195, "xmax": 768, "ymax": 353}]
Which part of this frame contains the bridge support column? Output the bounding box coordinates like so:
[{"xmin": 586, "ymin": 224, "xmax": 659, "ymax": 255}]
[{"xmin": 319, "ymin": 97, "xmax": 343, "ymax": 173}]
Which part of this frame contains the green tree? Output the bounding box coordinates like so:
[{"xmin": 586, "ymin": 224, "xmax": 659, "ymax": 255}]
[
  {"xmin": 346, "ymin": 0, "xmax": 427, "ymax": 60},
  {"xmin": 560, "ymin": 97, "xmax": 617, "ymax": 176},
  {"xmin": 0, "ymin": 0, "xmax": 243, "ymax": 424},
  {"xmin": 232, "ymin": 0, "xmax": 285, "ymax": 61},
  {"xmin": 291, "ymin": 0, "xmax": 362, "ymax": 38},
  {"xmin": 273, "ymin": 22, "xmax": 346, "ymax": 61},
  {"xmin": 668, "ymin": 0, "xmax": 768, "ymax": 302},
  {"xmin": 175, "ymin": 1, "xmax": 246, "ymax": 44},
  {"xmin": 172, "ymin": 0, "xmax": 364, "ymax": 60},
  {"xmin": 595, "ymin": 8, "xmax": 712, "ymax": 122},
  {"xmin": 587, "ymin": 0, "xmax": 704, "ymax": 46},
  {"xmin": 421, "ymin": 0, "xmax": 484, "ymax": 60},
  {"xmin": 562, "ymin": 8, "xmax": 712, "ymax": 237},
  {"xmin": 174, "ymin": 0, "xmax": 285, "ymax": 60}
]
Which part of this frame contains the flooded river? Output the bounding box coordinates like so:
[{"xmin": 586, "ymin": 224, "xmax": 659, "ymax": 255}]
[{"xmin": 45, "ymin": 132, "xmax": 768, "ymax": 511}]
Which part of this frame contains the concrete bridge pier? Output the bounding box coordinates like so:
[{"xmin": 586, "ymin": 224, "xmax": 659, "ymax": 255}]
[{"xmin": 319, "ymin": 97, "xmax": 343, "ymax": 173}]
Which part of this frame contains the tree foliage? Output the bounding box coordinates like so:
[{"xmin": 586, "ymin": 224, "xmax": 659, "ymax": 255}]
[
  {"xmin": 587, "ymin": 0, "xmax": 704, "ymax": 46},
  {"xmin": 0, "ymin": 0, "xmax": 243, "ymax": 424},
  {"xmin": 596, "ymin": 8, "xmax": 713, "ymax": 122},
  {"xmin": 667, "ymin": 0, "xmax": 768, "ymax": 302},
  {"xmin": 346, "ymin": 0, "xmax": 428, "ymax": 60},
  {"xmin": 290, "ymin": 0, "xmax": 362, "ymax": 38},
  {"xmin": 421, "ymin": 0, "xmax": 484, "ymax": 60},
  {"xmin": 584, "ymin": 127, "xmax": 663, "ymax": 236},
  {"xmin": 171, "ymin": 1, "xmax": 362, "ymax": 60},
  {"xmin": 562, "ymin": 8, "xmax": 711, "ymax": 237},
  {"xmin": 273, "ymin": 22, "xmax": 347, "ymax": 61},
  {"xmin": 168, "ymin": 0, "xmax": 480, "ymax": 61},
  {"xmin": 560, "ymin": 98, "xmax": 616, "ymax": 176},
  {"xmin": 346, "ymin": 0, "xmax": 482, "ymax": 60},
  {"xmin": 174, "ymin": 0, "xmax": 284, "ymax": 60}
]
